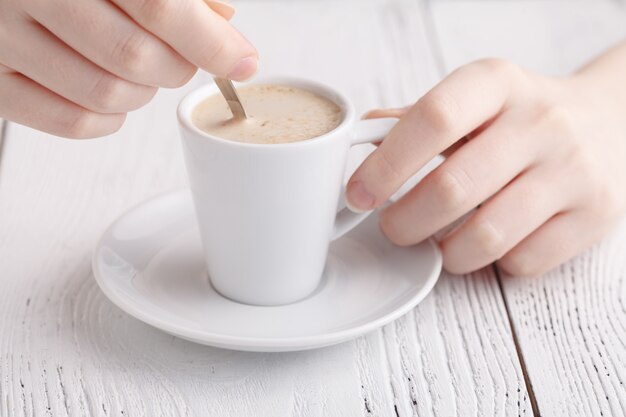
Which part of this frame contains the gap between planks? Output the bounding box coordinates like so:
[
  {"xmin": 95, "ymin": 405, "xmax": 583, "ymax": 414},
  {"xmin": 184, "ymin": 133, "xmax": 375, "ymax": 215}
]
[{"xmin": 493, "ymin": 264, "xmax": 540, "ymax": 417}]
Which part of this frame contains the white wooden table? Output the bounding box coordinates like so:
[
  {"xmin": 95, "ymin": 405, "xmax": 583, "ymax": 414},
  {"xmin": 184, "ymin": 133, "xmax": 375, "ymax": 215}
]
[{"xmin": 1, "ymin": 1, "xmax": 626, "ymax": 416}]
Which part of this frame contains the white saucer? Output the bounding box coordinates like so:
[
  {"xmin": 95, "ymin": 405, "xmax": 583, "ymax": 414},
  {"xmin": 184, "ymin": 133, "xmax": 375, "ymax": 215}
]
[{"xmin": 92, "ymin": 189, "xmax": 442, "ymax": 352}]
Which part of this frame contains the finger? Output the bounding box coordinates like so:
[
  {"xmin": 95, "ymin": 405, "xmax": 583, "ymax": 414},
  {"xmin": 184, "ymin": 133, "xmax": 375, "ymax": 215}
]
[
  {"xmin": 0, "ymin": 20, "xmax": 157, "ymax": 114},
  {"xmin": 347, "ymin": 59, "xmax": 524, "ymax": 211},
  {"xmin": 22, "ymin": 0, "xmax": 196, "ymax": 87},
  {"xmin": 367, "ymin": 111, "xmax": 490, "ymax": 157},
  {"xmin": 362, "ymin": 107, "xmax": 410, "ymax": 146},
  {"xmin": 362, "ymin": 106, "xmax": 411, "ymax": 120},
  {"xmin": 439, "ymin": 115, "xmax": 497, "ymax": 158},
  {"xmin": 496, "ymin": 210, "xmax": 610, "ymax": 276},
  {"xmin": 111, "ymin": 0, "xmax": 258, "ymax": 81},
  {"xmin": 379, "ymin": 113, "xmax": 538, "ymax": 246},
  {"xmin": 439, "ymin": 166, "xmax": 577, "ymax": 274},
  {"xmin": 497, "ymin": 211, "xmax": 592, "ymax": 276},
  {"xmin": 0, "ymin": 72, "xmax": 125, "ymax": 139},
  {"xmin": 206, "ymin": 0, "xmax": 236, "ymax": 20}
]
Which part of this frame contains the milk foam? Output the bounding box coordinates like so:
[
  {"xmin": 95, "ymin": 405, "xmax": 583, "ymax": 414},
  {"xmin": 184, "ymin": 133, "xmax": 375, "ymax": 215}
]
[{"xmin": 192, "ymin": 84, "xmax": 343, "ymax": 144}]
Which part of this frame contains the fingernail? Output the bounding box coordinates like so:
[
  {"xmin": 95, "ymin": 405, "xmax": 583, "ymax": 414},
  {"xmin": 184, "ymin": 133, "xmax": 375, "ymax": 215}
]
[
  {"xmin": 346, "ymin": 181, "xmax": 375, "ymax": 212},
  {"xmin": 227, "ymin": 55, "xmax": 258, "ymax": 81}
]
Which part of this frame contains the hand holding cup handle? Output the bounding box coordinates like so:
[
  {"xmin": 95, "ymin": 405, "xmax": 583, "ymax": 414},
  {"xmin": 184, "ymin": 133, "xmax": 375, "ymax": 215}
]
[{"xmin": 332, "ymin": 118, "xmax": 398, "ymax": 240}]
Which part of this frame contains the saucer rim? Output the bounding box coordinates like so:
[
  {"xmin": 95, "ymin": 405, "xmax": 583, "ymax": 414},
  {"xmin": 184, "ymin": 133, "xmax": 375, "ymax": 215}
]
[{"xmin": 92, "ymin": 189, "xmax": 442, "ymax": 351}]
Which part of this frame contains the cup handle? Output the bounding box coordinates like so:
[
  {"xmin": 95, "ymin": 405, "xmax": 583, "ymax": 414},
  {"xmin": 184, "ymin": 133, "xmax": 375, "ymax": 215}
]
[{"xmin": 331, "ymin": 117, "xmax": 397, "ymax": 240}]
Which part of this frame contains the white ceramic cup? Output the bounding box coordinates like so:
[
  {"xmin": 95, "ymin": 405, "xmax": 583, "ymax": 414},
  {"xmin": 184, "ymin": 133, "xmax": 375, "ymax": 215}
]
[{"xmin": 177, "ymin": 77, "xmax": 396, "ymax": 306}]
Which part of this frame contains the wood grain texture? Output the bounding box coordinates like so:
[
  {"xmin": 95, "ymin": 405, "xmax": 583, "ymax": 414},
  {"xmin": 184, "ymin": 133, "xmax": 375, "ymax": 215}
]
[
  {"xmin": 430, "ymin": 1, "xmax": 626, "ymax": 415},
  {"xmin": 0, "ymin": 1, "xmax": 528, "ymax": 416},
  {"xmin": 501, "ymin": 224, "xmax": 626, "ymax": 417},
  {"xmin": 357, "ymin": 268, "xmax": 531, "ymax": 417}
]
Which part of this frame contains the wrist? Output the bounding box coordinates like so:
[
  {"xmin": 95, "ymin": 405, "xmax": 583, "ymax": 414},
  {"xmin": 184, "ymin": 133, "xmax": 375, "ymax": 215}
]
[
  {"xmin": 567, "ymin": 70, "xmax": 626, "ymax": 133},
  {"xmin": 572, "ymin": 42, "xmax": 626, "ymax": 110}
]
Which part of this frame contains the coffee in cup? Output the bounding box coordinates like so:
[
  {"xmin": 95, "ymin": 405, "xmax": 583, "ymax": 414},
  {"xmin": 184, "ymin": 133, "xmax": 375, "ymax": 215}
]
[{"xmin": 191, "ymin": 84, "xmax": 343, "ymax": 144}]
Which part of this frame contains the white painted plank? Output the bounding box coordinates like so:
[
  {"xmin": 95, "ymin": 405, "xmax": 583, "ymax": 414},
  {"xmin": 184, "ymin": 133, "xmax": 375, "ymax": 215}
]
[
  {"xmin": 501, "ymin": 222, "xmax": 626, "ymax": 416},
  {"xmin": 0, "ymin": 1, "xmax": 528, "ymax": 416},
  {"xmin": 431, "ymin": 0, "xmax": 626, "ymax": 76},
  {"xmin": 431, "ymin": 1, "xmax": 626, "ymax": 415},
  {"xmin": 368, "ymin": 268, "xmax": 532, "ymax": 417}
]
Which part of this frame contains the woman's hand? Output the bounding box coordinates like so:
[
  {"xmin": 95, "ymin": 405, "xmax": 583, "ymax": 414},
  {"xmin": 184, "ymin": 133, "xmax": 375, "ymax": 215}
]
[
  {"xmin": 347, "ymin": 55, "xmax": 626, "ymax": 276},
  {"xmin": 0, "ymin": 0, "xmax": 257, "ymax": 138}
]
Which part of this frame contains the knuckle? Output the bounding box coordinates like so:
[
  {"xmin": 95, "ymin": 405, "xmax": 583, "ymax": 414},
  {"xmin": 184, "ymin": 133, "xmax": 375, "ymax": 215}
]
[
  {"xmin": 136, "ymin": 0, "xmax": 180, "ymax": 27},
  {"xmin": 498, "ymin": 252, "xmax": 540, "ymax": 277},
  {"xmin": 59, "ymin": 109, "xmax": 99, "ymax": 139},
  {"xmin": 371, "ymin": 148, "xmax": 403, "ymax": 185},
  {"xmin": 141, "ymin": 86, "xmax": 160, "ymax": 105},
  {"xmin": 197, "ymin": 39, "xmax": 227, "ymax": 70},
  {"xmin": 473, "ymin": 58, "xmax": 521, "ymax": 77},
  {"xmin": 431, "ymin": 170, "xmax": 470, "ymax": 212},
  {"xmin": 473, "ymin": 220, "xmax": 506, "ymax": 258},
  {"xmin": 89, "ymin": 74, "xmax": 128, "ymax": 112},
  {"xmin": 103, "ymin": 116, "xmax": 126, "ymax": 137},
  {"xmin": 439, "ymin": 246, "xmax": 474, "ymax": 275},
  {"xmin": 172, "ymin": 64, "xmax": 198, "ymax": 88},
  {"xmin": 562, "ymin": 144, "xmax": 621, "ymax": 217},
  {"xmin": 537, "ymin": 102, "xmax": 576, "ymax": 135},
  {"xmin": 59, "ymin": 109, "xmax": 124, "ymax": 139},
  {"xmin": 468, "ymin": 58, "xmax": 529, "ymax": 90},
  {"xmin": 419, "ymin": 91, "xmax": 459, "ymax": 133},
  {"xmin": 113, "ymin": 31, "xmax": 152, "ymax": 78},
  {"xmin": 441, "ymin": 261, "xmax": 472, "ymax": 276},
  {"xmin": 379, "ymin": 209, "xmax": 412, "ymax": 247}
]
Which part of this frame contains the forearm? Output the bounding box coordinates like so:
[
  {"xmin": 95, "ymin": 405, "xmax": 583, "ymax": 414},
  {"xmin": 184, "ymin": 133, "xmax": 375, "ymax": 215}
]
[{"xmin": 575, "ymin": 40, "xmax": 626, "ymax": 109}]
